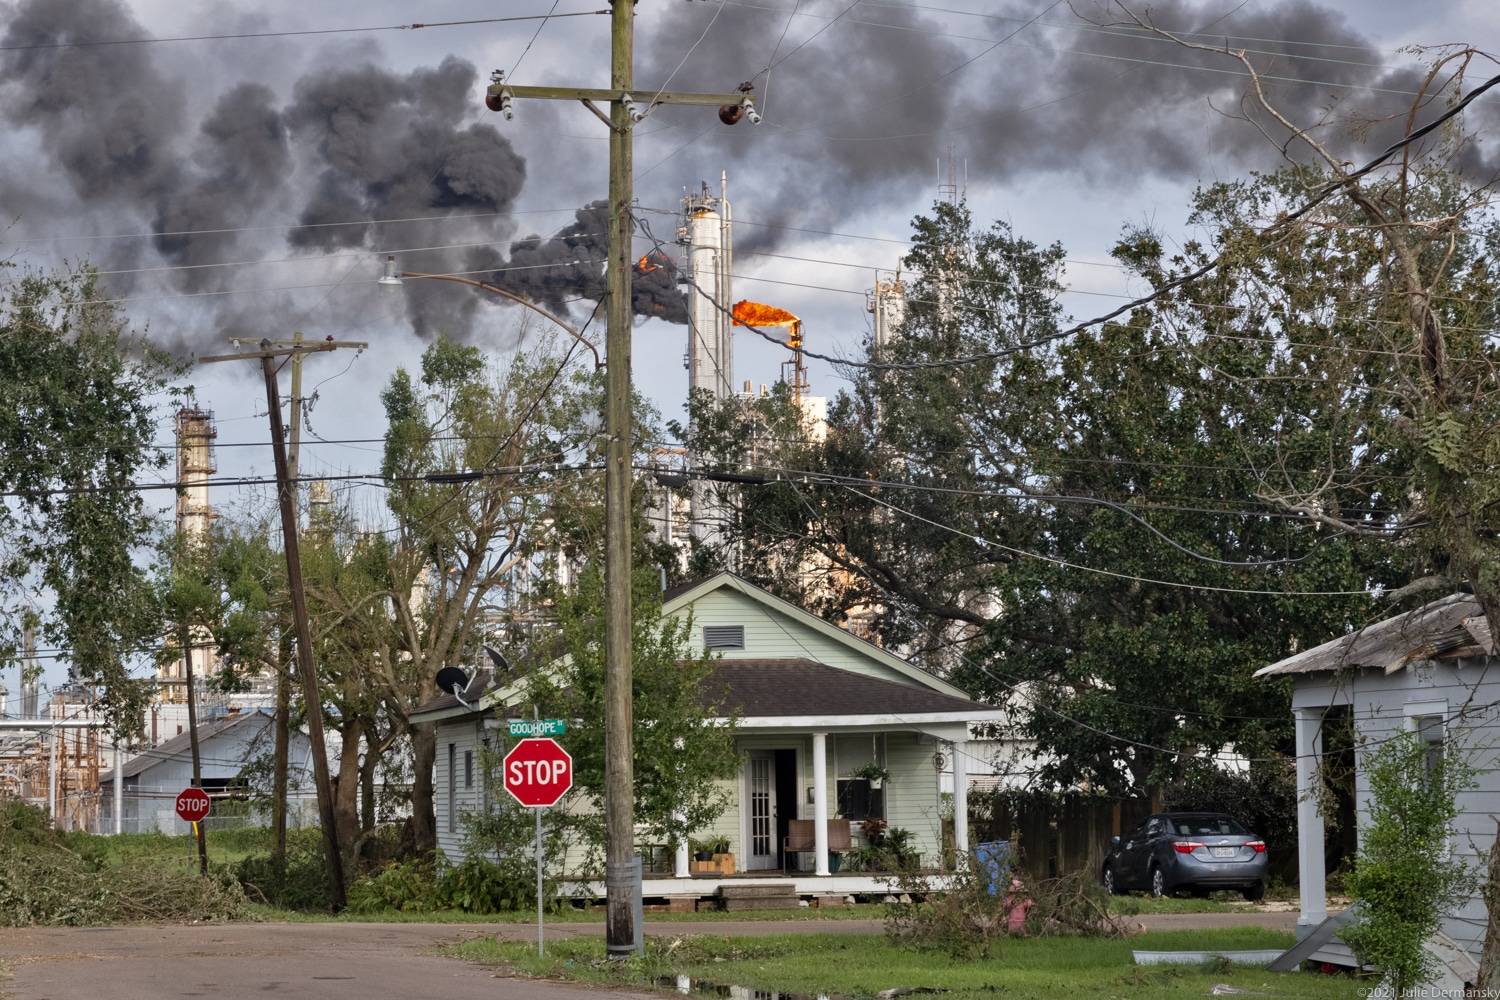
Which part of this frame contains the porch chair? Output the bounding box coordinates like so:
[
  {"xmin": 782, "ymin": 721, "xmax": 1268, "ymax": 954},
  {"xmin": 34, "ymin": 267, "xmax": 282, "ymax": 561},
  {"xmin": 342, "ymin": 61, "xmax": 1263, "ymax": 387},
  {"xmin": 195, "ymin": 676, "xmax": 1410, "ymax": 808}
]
[{"xmin": 782, "ymin": 818, "xmax": 853, "ymax": 872}]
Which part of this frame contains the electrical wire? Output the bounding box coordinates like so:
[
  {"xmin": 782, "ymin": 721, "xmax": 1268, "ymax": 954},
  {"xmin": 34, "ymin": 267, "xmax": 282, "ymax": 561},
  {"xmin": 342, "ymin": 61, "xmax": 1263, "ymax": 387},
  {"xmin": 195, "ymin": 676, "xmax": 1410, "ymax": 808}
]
[
  {"xmin": 0, "ymin": 10, "xmax": 609, "ymax": 52},
  {"xmin": 839, "ymin": 484, "xmax": 1376, "ymax": 596},
  {"xmin": 510, "ymin": 0, "xmax": 564, "ymax": 78},
  {"xmin": 634, "ymin": 68, "xmax": 1500, "ymax": 373},
  {"xmin": 775, "ymin": 476, "xmax": 1465, "ymax": 766}
]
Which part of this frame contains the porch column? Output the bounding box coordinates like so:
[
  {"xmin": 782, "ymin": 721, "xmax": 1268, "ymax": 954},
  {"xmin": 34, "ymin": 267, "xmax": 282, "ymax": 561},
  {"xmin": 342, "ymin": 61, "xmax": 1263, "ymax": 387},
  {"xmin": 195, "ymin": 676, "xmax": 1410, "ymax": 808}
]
[
  {"xmin": 674, "ymin": 810, "xmax": 689, "ymax": 878},
  {"xmin": 812, "ymin": 732, "xmax": 830, "ymax": 876},
  {"xmin": 113, "ymin": 742, "xmax": 123, "ymax": 835},
  {"xmin": 951, "ymin": 735, "xmax": 969, "ymax": 855},
  {"xmin": 1294, "ymin": 706, "xmax": 1327, "ymax": 936}
]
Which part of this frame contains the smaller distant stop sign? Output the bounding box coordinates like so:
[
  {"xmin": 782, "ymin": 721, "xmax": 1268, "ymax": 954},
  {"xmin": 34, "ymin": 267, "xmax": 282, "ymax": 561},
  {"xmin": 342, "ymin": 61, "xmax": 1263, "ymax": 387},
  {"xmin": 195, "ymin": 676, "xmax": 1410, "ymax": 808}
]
[
  {"xmin": 503, "ymin": 738, "xmax": 573, "ymax": 808},
  {"xmin": 176, "ymin": 787, "xmax": 211, "ymax": 823}
]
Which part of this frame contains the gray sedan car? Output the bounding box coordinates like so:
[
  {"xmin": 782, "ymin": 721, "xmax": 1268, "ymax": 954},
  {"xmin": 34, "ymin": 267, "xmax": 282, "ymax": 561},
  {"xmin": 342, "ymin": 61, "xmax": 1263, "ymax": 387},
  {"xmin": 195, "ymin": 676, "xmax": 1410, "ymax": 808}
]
[{"xmin": 1101, "ymin": 812, "xmax": 1268, "ymax": 900}]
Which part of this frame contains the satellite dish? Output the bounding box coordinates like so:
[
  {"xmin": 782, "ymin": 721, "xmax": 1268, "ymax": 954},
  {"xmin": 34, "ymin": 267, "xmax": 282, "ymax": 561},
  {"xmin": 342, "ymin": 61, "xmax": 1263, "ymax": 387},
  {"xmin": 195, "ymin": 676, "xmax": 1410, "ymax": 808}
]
[
  {"xmin": 435, "ymin": 666, "xmax": 469, "ymax": 695},
  {"xmin": 484, "ymin": 645, "xmax": 511, "ymax": 674}
]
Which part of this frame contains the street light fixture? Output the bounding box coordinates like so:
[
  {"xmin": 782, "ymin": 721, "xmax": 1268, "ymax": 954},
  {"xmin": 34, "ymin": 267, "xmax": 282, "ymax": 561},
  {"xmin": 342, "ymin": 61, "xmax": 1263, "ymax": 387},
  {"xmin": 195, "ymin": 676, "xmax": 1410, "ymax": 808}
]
[{"xmin": 378, "ymin": 256, "xmax": 602, "ymax": 370}]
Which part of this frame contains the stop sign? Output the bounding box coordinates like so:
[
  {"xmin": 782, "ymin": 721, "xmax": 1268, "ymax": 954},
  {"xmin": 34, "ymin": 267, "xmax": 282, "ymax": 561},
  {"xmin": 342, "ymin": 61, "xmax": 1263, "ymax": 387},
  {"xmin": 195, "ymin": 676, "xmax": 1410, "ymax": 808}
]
[
  {"xmin": 503, "ymin": 738, "xmax": 573, "ymax": 807},
  {"xmin": 175, "ymin": 787, "xmax": 211, "ymax": 823}
]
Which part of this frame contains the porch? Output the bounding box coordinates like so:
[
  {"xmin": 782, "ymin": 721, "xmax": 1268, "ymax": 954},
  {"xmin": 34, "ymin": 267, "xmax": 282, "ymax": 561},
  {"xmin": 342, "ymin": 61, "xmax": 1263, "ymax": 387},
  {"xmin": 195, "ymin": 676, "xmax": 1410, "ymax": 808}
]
[{"xmin": 563, "ymin": 868, "xmax": 958, "ymax": 906}]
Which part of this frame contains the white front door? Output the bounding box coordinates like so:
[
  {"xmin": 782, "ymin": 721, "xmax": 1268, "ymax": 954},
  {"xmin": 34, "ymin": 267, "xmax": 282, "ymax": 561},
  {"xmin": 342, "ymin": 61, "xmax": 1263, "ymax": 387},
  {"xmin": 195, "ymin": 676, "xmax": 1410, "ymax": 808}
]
[{"xmin": 747, "ymin": 751, "xmax": 776, "ymax": 870}]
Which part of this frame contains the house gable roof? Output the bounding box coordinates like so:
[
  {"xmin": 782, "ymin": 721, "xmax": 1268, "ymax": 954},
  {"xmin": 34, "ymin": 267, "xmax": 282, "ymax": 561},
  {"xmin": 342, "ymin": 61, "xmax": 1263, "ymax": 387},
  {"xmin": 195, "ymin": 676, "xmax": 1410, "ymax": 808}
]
[
  {"xmin": 100, "ymin": 712, "xmax": 263, "ymax": 784},
  {"xmin": 1255, "ymin": 593, "xmax": 1492, "ymax": 678},
  {"xmin": 706, "ymin": 658, "xmax": 992, "ymax": 721},
  {"xmin": 661, "ymin": 573, "xmax": 974, "ymax": 700},
  {"xmin": 413, "ymin": 574, "xmax": 987, "ymax": 726}
]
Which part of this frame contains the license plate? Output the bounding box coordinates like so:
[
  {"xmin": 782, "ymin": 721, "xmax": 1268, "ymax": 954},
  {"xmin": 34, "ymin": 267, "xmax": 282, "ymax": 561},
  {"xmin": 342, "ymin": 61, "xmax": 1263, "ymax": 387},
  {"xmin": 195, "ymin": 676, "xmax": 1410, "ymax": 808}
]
[{"xmin": 1211, "ymin": 847, "xmax": 1237, "ymax": 858}]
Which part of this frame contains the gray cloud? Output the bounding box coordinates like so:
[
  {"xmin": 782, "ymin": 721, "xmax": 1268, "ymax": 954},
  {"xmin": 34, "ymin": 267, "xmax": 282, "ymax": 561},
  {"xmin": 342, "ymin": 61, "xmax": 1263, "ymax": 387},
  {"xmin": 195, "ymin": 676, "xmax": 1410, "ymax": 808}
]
[
  {"xmin": 0, "ymin": 0, "xmax": 1488, "ymax": 354},
  {"xmin": 628, "ymin": 0, "xmax": 1475, "ymax": 253}
]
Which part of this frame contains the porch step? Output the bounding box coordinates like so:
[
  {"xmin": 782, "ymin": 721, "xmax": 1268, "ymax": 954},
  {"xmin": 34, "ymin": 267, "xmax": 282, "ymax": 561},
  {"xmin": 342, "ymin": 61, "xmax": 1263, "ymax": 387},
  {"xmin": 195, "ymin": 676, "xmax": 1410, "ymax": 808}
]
[
  {"xmin": 724, "ymin": 897, "xmax": 802, "ymax": 911},
  {"xmin": 719, "ymin": 883, "xmax": 797, "ymax": 899},
  {"xmin": 719, "ymin": 882, "xmax": 800, "ymax": 911}
]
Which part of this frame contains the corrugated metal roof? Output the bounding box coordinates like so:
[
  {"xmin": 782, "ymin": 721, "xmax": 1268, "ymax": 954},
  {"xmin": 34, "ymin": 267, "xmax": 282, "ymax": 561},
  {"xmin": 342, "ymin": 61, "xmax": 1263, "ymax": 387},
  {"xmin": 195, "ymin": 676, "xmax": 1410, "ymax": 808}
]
[
  {"xmin": 99, "ymin": 712, "xmax": 260, "ymax": 784},
  {"xmin": 1255, "ymin": 593, "xmax": 1488, "ymax": 678}
]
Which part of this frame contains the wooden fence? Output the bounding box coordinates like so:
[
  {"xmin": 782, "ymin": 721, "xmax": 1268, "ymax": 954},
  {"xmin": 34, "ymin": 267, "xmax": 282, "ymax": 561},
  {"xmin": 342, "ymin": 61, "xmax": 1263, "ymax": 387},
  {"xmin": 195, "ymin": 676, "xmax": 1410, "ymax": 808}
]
[{"xmin": 969, "ymin": 791, "xmax": 1154, "ymax": 882}]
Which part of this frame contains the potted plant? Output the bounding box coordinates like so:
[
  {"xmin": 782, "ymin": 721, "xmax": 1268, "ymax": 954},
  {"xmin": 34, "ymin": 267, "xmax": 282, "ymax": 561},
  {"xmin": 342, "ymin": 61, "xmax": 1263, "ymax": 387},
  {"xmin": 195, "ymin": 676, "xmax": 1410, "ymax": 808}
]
[
  {"xmin": 689, "ymin": 838, "xmax": 716, "ymax": 862},
  {"xmin": 861, "ymin": 816, "xmax": 888, "ymax": 847},
  {"xmin": 852, "ymin": 762, "xmax": 890, "ymax": 789}
]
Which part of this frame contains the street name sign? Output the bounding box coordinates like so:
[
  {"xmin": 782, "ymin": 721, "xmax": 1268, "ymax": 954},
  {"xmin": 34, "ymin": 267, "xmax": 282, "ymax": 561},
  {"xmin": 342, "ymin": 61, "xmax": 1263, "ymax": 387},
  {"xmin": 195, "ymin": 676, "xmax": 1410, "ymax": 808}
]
[
  {"xmin": 503, "ymin": 738, "xmax": 573, "ymax": 807},
  {"xmin": 508, "ymin": 718, "xmax": 566, "ymax": 737}
]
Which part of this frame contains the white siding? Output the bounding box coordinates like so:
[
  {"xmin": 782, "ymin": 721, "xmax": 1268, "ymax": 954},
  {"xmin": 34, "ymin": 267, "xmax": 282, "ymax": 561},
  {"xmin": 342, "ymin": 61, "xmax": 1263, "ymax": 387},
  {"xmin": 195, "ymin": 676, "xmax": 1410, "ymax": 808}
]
[
  {"xmin": 682, "ymin": 588, "xmax": 918, "ymax": 686},
  {"xmin": 433, "ymin": 716, "xmax": 488, "ymax": 863},
  {"xmin": 884, "ymin": 732, "xmax": 943, "ymax": 864},
  {"xmin": 1294, "ymin": 656, "xmax": 1500, "ymax": 955}
]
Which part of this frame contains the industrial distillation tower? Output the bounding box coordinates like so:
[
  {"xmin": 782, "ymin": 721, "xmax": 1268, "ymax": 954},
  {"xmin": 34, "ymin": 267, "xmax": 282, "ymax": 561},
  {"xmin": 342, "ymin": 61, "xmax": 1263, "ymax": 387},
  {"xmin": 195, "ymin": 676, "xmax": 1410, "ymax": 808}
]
[
  {"xmin": 682, "ymin": 174, "xmax": 734, "ymax": 403},
  {"xmin": 158, "ymin": 406, "xmax": 219, "ymax": 703},
  {"xmin": 679, "ymin": 175, "xmax": 736, "ymax": 552}
]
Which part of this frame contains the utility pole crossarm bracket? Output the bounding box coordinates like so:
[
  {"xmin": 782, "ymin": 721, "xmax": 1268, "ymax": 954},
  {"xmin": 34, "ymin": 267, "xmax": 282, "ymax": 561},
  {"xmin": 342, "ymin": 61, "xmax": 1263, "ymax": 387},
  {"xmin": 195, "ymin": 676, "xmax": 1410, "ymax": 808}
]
[
  {"xmin": 198, "ymin": 345, "xmax": 334, "ymax": 364},
  {"xmin": 199, "ymin": 339, "xmax": 369, "ymax": 365},
  {"xmin": 500, "ymin": 85, "xmax": 748, "ymax": 106},
  {"xmin": 580, "ymin": 98, "xmax": 613, "ymax": 129}
]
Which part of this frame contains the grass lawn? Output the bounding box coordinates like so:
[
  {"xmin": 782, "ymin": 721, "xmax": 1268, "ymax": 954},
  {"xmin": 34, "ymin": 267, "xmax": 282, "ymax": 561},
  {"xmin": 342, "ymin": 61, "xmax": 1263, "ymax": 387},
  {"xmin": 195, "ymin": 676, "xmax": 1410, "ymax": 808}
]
[
  {"xmin": 446, "ymin": 929, "xmax": 1356, "ymax": 999},
  {"xmin": 66, "ymin": 825, "xmax": 275, "ymax": 869}
]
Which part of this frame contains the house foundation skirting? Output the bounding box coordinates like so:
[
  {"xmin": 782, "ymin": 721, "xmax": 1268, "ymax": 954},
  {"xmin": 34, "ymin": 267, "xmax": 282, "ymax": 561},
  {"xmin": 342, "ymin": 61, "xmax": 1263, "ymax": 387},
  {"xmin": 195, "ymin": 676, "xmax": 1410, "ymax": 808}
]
[{"xmin": 561, "ymin": 873, "xmax": 957, "ymax": 899}]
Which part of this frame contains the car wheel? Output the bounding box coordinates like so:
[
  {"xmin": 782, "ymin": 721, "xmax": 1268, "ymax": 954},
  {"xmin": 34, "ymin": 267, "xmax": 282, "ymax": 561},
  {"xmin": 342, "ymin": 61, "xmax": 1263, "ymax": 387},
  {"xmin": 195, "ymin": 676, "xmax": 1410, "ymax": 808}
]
[
  {"xmin": 1150, "ymin": 866, "xmax": 1167, "ymax": 898},
  {"xmin": 1242, "ymin": 882, "xmax": 1265, "ymax": 902},
  {"xmin": 1102, "ymin": 865, "xmax": 1120, "ymax": 896}
]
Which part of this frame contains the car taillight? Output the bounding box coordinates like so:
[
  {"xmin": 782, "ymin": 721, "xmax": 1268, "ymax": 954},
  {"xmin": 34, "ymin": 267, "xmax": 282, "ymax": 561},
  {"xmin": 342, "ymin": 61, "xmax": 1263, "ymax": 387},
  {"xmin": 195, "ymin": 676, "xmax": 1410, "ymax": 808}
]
[
  {"xmin": 1172, "ymin": 841, "xmax": 1205, "ymax": 854},
  {"xmin": 1247, "ymin": 841, "xmax": 1266, "ymax": 853}
]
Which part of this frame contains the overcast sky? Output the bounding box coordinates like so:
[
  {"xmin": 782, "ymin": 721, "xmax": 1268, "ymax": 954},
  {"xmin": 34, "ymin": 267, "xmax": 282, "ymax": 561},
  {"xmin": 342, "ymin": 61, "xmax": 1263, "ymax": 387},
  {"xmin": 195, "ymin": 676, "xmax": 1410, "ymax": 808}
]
[{"xmin": 3, "ymin": 0, "xmax": 1497, "ymax": 688}]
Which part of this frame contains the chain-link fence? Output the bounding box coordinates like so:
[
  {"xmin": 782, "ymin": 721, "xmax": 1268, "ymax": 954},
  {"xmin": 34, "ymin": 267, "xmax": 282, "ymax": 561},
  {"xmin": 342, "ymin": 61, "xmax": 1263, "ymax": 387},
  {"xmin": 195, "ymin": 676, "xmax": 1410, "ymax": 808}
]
[{"xmin": 99, "ymin": 786, "xmax": 319, "ymax": 835}]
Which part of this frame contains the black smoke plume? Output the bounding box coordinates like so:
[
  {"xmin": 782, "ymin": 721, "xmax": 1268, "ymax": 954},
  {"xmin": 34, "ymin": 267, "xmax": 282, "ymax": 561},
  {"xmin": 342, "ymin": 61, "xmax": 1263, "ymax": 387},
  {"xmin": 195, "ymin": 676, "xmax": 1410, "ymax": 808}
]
[{"xmin": 491, "ymin": 201, "xmax": 689, "ymax": 325}]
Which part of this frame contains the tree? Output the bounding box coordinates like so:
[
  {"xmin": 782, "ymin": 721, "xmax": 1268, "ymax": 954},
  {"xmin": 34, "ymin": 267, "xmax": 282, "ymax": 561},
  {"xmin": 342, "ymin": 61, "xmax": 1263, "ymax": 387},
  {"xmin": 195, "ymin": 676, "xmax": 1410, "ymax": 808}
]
[
  {"xmin": 695, "ymin": 199, "xmax": 1394, "ymax": 796},
  {"xmin": 1340, "ymin": 728, "xmax": 1476, "ymax": 994},
  {"xmin": 369, "ymin": 334, "xmax": 602, "ymax": 855},
  {"xmin": 521, "ymin": 565, "xmax": 742, "ymax": 862},
  {"xmin": 0, "ymin": 264, "xmax": 184, "ymax": 734}
]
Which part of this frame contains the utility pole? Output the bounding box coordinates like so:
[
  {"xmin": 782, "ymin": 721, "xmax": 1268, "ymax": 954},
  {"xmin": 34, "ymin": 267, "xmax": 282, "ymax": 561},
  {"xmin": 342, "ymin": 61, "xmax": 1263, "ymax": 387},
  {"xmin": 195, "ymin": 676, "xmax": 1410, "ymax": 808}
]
[
  {"xmin": 200, "ymin": 336, "xmax": 365, "ymax": 909},
  {"xmin": 226, "ymin": 329, "xmax": 364, "ymax": 863},
  {"xmin": 182, "ymin": 622, "xmax": 207, "ymax": 875},
  {"xmin": 486, "ymin": 3, "xmax": 758, "ymax": 959}
]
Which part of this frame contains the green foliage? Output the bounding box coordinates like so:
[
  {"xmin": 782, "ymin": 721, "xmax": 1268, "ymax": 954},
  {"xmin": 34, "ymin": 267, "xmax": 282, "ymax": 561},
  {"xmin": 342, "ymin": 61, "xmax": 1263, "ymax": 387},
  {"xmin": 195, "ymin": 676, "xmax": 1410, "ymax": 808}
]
[
  {"xmin": 375, "ymin": 336, "xmax": 605, "ymax": 851},
  {"xmin": 432, "ymin": 857, "xmax": 536, "ymax": 913},
  {"xmin": 0, "ymin": 799, "xmax": 249, "ymax": 925},
  {"xmin": 346, "ymin": 852, "xmax": 554, "ymax": 916},
  {"xmin": 1339, "ymin": 728, "xmax": 1477, "ymax": 994},
  {"xmin": 523, "ymin": 565, "xmax": 743, "ymax": 855},
  {"xmin": 234, "ymin": 829, "xmax": 334, "ymax": 911},
  {"xmin": 697, "ymin": 189, "xmax": 1407, "ymax": 795},
  {"xmin": 346, "ymin": 858, "xmax": 438, "ymax": 914},
  {"xmin": 0, "ymin": 264, "xmax": 186, "ymax": 734}
]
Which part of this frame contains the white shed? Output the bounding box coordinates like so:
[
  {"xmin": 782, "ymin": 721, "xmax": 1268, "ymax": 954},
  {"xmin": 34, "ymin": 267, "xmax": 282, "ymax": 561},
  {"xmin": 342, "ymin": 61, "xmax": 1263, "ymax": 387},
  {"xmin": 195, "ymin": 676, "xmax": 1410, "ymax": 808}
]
[{"xmin": 1257, "ymin": 593, "xmax": 1500, "ymax": 960}]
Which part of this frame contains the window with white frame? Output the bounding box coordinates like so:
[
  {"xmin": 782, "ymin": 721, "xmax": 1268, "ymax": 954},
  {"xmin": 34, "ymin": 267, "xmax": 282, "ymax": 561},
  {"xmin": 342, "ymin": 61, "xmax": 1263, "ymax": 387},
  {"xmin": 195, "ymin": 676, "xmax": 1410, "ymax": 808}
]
[
  {"xmin": 1415, "ymin": 715, "xmax": 1445, "ymax": 776},
  {"xmin": 835, "ymin": 734, "xmax": 886, "ymax": 820}
]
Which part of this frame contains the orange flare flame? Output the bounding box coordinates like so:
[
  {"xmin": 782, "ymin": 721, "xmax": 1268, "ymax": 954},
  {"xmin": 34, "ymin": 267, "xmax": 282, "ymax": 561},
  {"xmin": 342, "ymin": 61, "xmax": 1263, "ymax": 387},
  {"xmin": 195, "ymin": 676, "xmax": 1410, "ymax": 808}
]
[{"xmin": 733, "ymin": 300, "xmax": 802, "ymax": 349}]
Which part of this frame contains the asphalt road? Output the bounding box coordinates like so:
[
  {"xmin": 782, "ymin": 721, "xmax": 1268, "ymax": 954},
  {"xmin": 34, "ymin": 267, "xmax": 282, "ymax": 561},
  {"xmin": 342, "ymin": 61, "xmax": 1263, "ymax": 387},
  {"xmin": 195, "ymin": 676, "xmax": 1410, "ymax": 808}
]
[{"xmin": 0, "ymin": 910, "xmax": 1299, "ymax": 1000}]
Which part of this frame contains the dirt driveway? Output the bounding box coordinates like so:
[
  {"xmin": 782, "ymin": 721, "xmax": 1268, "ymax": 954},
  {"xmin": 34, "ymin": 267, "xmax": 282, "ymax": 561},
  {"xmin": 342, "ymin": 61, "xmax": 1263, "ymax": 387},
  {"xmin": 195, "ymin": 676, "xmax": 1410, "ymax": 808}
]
[{"xmin": 0, "ymin": 910, "xmax": 1298, "ymax": 1000}]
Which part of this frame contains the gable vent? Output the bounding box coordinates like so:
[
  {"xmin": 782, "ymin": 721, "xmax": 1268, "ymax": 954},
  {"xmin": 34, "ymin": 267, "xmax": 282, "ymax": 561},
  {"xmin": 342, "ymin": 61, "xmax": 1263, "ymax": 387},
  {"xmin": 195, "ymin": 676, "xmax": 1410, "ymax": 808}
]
[{"xmin": 704, "ymin": 625, "xmax": 745, "ymax": 651}]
